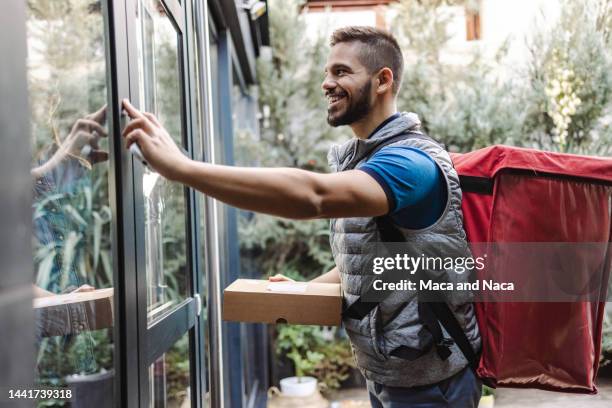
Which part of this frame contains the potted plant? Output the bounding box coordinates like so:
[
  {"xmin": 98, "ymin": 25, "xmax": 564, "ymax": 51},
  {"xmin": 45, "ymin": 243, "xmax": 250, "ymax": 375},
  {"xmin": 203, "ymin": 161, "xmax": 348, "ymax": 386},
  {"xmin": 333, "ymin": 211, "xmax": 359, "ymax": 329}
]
[
  {"xmin": 276, "ymin": 325, "xmax": 324, "ymax": 397},
  {"xmin": 279, "ymin": 349, "xmax": 324, "ymax": 397},
  {"xmin": 310, "ymin": 331, "xmax": 358, "ymax": 393},
  {"xmin": 479, "ymin": 385, "xmax": 495, "ymax": 408},
  {"xmin": 64, "ymin": 329, "xmax": 114, "ymax": 408},
  {"xmin": 65, "ymin": 369, "xmax": 114, "ymax": 408}
]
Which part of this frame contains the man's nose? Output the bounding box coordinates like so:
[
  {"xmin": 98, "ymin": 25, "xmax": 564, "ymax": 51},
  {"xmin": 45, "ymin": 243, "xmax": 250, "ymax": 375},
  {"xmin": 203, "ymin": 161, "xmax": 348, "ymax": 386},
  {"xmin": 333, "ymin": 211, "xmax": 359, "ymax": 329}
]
[{"xmin": 321, "ymin": 76, "xmax": 336, "ymax": 93}]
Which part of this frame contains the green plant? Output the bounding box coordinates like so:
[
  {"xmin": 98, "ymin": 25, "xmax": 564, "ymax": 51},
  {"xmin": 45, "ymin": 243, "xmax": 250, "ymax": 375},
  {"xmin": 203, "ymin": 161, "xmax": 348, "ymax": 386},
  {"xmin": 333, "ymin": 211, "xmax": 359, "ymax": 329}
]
[
  {"xmin": 287, "ymin": 350, "xmax": 324, "ymax": 380},
  {"xmin": 35, "ymin": 329, "xmax": 113, "ymax": 407},
  {"xmin": 276, "ymin": 325, "xmax": 325, "ymax": 380},
  {"xmin": 391, "ymin": 0, "xmax": 612, "ymax": 156},
  {"xmin": 392, "ymin": 0, "xmax": 523, "ymax": 152},
  {"xmin": 481, "ymin": 385, "xmax": 495, "ymax": 397},
  {"xmin": 275, "ymin": 326, "xmax": 356, "ymax": 390},
  {"xmin": 165, "ymin": 334, "xmax": 191, "ymax": 405},
  {"xmin": 33, "ymin": 167, "xmax": 113, "ymax": 293},
  {"xmin": 521, "ymin": 0, "xmax": 612, "ymax": 155},
  {"xmin": 311, "ymin": 337, "xmax": 356, "ymax": 391}
]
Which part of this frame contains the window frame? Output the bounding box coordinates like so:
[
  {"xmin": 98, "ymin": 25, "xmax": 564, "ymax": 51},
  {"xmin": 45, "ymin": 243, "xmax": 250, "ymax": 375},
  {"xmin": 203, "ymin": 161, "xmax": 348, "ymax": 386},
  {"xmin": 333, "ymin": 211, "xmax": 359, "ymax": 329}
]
[
  {"xmin": 114, "ymin": 0, "xmax": 202, "ymax": 406},
  {"xmin": 0, "ymin": 1, "xmax": 35, "ymax": 402},
  {"xmin": 9, "ymin": 0, "xmax": 264, "ymax": 406}
]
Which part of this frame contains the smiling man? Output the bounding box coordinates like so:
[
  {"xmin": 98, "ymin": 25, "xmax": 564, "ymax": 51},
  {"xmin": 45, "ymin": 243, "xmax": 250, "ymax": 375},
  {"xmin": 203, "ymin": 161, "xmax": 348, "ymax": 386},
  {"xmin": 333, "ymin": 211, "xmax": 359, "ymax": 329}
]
[{"xmin": 122, "ymin": 26, "xmax": 481, "ymax": 408}]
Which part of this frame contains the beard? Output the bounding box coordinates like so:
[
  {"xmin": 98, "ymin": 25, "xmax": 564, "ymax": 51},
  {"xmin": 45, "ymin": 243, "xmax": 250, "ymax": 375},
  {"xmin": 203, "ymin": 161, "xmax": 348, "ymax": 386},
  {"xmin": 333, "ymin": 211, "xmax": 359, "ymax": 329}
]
[{"xmin": 326, "ymin": 80, "xmax": 372, "ymax": 127}]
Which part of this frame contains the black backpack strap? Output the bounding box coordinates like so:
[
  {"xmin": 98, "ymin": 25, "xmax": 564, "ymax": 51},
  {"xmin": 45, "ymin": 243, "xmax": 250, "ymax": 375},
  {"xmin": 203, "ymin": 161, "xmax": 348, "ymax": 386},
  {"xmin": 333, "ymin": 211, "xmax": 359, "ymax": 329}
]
[
  {"xmin": 459, "ymin": 175, "xmax": 494, "ymax": 195},
  {"xmin": 429, "ymin": 302, "xmax": 480, "ymax": 371},
  {"xmin": 390, "ymin": 301, "xmax": 453, "ymax": 362}
]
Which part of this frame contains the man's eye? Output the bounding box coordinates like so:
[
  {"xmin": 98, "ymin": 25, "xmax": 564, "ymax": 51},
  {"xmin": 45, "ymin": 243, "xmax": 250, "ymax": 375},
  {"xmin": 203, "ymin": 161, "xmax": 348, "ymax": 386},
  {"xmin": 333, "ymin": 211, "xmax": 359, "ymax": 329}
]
[{"xmin": 337, "ymin": 69, "xmax": 346, "ymax": 76}]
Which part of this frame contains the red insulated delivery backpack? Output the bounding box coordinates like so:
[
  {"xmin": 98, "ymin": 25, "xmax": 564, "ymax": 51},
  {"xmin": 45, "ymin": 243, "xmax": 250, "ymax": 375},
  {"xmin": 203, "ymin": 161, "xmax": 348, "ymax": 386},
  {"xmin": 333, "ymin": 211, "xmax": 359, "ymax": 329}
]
[
  {"xmin": 344, "ymin": 138, "xmax": 611, "ymax": 394},
  {"xmin": 452, "ymin": 145, "xmax": 612, "ymax": 394}
]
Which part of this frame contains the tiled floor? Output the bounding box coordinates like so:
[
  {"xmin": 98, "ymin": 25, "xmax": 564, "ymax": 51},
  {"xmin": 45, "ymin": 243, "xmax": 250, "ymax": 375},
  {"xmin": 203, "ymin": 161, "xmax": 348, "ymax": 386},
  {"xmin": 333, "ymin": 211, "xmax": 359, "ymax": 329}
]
[{"xmin": 328, "ymin": 378, "xmax": 612, "ymax": 407}]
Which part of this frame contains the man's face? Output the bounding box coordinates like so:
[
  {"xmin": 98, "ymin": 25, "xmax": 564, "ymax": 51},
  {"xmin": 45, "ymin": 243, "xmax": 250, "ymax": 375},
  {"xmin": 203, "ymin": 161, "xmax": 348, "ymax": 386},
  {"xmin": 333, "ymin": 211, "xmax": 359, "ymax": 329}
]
[{"xmin": 322, "ymin": 42, "xmax": 374, "ymax": 127}]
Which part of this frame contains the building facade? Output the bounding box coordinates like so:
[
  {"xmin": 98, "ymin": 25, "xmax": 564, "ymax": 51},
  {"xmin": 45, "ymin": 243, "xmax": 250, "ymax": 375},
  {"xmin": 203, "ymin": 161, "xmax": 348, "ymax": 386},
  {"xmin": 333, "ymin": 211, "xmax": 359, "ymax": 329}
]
[{"xmin": 302, "ymin": 0, "xmax": 563, "ymax": 66}]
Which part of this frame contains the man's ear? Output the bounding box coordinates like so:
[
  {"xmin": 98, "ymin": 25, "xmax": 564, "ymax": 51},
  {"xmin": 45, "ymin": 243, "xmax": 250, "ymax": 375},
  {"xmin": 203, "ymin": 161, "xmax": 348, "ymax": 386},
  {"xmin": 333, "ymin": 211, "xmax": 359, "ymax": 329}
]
[{"xmin": 375, "ymin": 67, "xmax": 394, "ymax": 94}]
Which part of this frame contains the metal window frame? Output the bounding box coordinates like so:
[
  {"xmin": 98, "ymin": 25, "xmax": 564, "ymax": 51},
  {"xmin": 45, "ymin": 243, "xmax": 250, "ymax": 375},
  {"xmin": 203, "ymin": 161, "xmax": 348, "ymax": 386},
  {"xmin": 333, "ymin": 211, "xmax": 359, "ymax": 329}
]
[
  {"xmin": 188, "ymin": 0, "xmax": 223, "ymax": 406},
  {"xmin": 104, "ymin": 0, "xmax": 141, "ymax": 405},
  {"xmin": 183, "ymin": 0, "xmax": 208, "ymax": 406},
  {"xmin": 197, "ymin": 7, "xmax": 226, "ymax": 408},
  {"xmin": 12, "ymin": 0, "xmax": 268, "ymax": 406},
  {"xmin": 11, "ymin": 0, "xmax": 209, "ymax": 406},
  {"xmin": 116, "ymin": 0, "xmax": 201, "ymax": 406},
  {"xmin": 0, "ymin": 2, "xmax": 35, "ymax": 406},
  {"xmin": 216, "ymin": 29, "xmax": 246, "ymax": 408}
]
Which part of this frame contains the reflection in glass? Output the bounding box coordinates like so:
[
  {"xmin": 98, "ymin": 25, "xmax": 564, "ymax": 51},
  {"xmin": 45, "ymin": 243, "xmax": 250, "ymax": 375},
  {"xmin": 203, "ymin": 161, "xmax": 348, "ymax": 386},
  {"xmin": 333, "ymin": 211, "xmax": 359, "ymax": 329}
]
[
  {"xmin": 136, "ymin": 0, "xmax": 189, "ymax": 323},
  {"xmin": 149, "ymin": 333, "xmax": 191, "ymax": 408},
  {"xmin": 27, "ymin": 0, "xmax": 115, "ymax": 406}
]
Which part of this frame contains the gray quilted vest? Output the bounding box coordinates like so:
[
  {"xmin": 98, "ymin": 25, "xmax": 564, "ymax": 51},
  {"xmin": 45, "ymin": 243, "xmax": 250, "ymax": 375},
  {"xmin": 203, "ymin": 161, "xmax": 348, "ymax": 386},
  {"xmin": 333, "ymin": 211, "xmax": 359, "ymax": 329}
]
[{"xmin": 328, "ymin": 112, "xmax": 481, "ymax": 387}]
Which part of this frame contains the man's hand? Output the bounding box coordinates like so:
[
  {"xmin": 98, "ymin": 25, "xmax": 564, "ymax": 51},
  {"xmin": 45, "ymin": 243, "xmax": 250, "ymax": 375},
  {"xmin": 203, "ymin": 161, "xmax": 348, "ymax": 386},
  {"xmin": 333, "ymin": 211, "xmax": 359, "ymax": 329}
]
[
  {"xmin": 268, "ymin": 268, "xmax": 340, "ymax": 283},
  {"xmin": 33, "ymin": 284, "xmax": 96, "ymax": 298},
  {"xmin": 268, "ymin": 274, "xmax": 296, "ymax": 282},
  {"xmin": 121, "ymin": 99, "xmax": 190, "ymax": 180},
  {"xmin": 62, "ymin": 105, "xmax": 109, "ymax": 165},
  {"xmin": 71, "ymin": 284, "xmax": 95, "ymax": 293},
  {"xmin": 31, "ymin": 106, "xmax": 109, "ymax": 178}
]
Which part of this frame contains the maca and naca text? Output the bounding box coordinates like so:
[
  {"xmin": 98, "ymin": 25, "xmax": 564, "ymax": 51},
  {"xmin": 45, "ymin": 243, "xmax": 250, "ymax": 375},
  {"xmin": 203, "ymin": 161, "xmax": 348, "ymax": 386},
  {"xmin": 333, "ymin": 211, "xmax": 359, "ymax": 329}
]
[{"xmin": 372, "ymin": 279, "xmax": 515, "ymax": 291}]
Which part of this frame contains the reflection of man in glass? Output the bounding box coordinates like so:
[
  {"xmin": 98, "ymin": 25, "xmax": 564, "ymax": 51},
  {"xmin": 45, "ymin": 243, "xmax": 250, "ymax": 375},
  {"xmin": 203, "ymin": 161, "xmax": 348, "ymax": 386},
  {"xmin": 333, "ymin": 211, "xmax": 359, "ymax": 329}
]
[
  {"xmin": 31, "ymin": 106, "xmax": 108, "ymax": 178},
  {"xmin": 31, "ymin": 106, "xmax": 111, "ymax": 382},
  {"xmin": 31, "ymin": 106, "xmax": 107, "ymax": 296}
]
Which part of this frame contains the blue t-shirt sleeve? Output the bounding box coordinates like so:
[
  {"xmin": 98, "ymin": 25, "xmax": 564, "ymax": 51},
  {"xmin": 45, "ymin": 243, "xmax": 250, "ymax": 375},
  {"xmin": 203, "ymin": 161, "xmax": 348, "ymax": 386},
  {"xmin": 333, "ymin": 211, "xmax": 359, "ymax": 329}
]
[{"xmin": 358, "ymin": 146, "xmax": 446, "ymax": 228}]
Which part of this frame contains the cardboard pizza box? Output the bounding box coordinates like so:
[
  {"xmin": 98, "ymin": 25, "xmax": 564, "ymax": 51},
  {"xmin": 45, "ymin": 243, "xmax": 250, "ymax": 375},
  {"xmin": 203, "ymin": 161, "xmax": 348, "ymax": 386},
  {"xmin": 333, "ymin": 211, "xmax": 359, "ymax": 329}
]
[
  {"xmin": 33, "ymin": 288, "xmax": 114, "ymax": 337},
  {"xmin": 222, "ymin": 279, "xmax": 341, "ymax": 326}
]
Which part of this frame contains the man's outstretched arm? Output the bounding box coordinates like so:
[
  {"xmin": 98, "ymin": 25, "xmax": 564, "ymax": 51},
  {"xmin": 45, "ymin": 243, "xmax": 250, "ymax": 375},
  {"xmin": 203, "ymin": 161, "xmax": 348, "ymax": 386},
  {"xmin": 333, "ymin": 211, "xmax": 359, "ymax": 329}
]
[
  {"xmin": 311, "ymin": 267, "xmax": 340, "ymax": 283},
  {"xmin": 122, "ymin": 99, "xmax": 389, "ymax": 220}
]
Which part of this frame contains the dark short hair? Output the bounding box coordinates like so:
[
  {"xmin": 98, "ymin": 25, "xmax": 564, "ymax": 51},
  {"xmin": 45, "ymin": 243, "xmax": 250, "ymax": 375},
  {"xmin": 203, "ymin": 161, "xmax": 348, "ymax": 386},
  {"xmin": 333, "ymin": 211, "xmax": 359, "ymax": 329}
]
[{"xmin": 330, "ymin": 26, "xmax": 404, "ymax": 95}]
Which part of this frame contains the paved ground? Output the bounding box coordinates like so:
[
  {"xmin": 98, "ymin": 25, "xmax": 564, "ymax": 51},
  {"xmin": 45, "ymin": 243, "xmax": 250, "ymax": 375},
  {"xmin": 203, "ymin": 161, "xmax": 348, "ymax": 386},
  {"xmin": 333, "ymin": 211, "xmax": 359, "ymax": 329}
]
[
  {"xmin": 494, "ymin": 378, "xmax": 612, "ymax": 408},
  {"xmin": 328, "ymin": 378, "xmax": 612, "ymax": 407}
]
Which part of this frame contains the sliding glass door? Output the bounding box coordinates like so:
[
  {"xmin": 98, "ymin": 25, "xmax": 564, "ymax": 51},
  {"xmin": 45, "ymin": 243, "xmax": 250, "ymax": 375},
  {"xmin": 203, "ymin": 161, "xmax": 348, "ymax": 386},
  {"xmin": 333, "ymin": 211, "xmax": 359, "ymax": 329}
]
[
  {"xmin": 14, "ymin": 0, "xmax": 220, "ymax": 406},
  {"xmin": 23, "ymin": 0, "xmax": 206, "ymax": 406}
]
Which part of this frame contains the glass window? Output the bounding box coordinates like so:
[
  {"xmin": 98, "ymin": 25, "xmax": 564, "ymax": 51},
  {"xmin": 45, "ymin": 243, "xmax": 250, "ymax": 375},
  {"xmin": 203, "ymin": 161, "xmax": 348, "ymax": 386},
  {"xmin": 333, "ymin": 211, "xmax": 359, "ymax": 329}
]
[
  {"xmin": 135, "ymin": 0, "xmax": 189, "ymax": 324},
  {"xmin": 27, "ymin": 0, "xmax": 115, "ymax": 406},
  {"xmin": 148, "ymin": 333, "xmax": 192, "ymax": 407}
]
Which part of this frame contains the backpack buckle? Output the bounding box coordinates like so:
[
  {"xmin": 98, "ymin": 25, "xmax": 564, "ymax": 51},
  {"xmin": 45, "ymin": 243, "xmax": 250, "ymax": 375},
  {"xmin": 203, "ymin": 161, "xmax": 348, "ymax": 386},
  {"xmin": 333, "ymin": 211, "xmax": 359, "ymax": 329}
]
[{"xmin": 435, "ymin": 337, "xmax": 455, "ymax": 361}]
